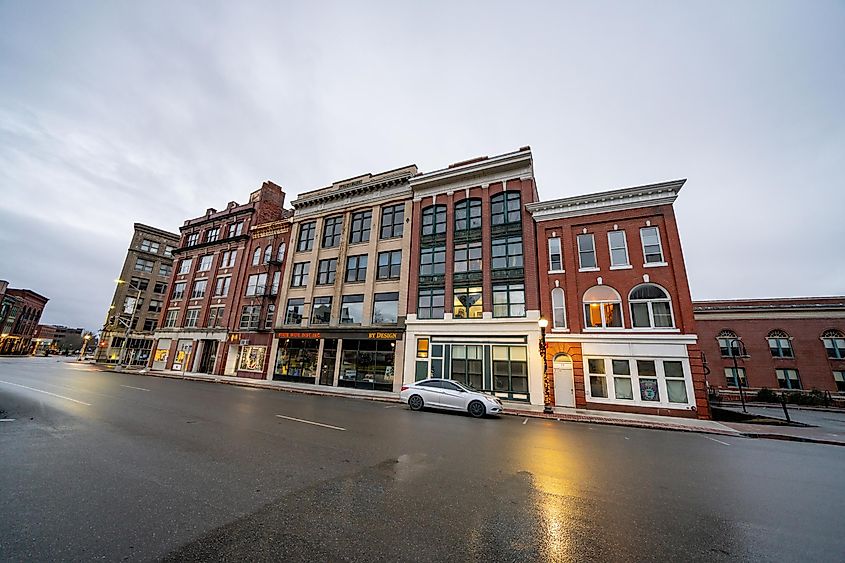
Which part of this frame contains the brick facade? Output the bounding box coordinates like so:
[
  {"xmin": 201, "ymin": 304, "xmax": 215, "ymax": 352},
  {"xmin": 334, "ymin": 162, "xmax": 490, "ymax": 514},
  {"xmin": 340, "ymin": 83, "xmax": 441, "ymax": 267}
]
[{"xmin": 0, "ymin": 280, "xmax": 49, "ymax": 355}]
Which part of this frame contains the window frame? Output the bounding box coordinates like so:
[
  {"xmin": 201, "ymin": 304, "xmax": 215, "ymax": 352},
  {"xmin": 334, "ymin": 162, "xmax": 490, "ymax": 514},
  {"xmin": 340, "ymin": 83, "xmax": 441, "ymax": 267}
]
[
  {"xmin": 607, "ymin": 230, "xmax": 630, "ymax": 268},
  {"xmin": 629, "ymin": 284, "xmax": 675, "ymax": 329},
  {"xmin": 290, "ymin": 262, "xmax": 310, "ymax": 287},
  {"xmin": 296, "ymin": 221, "xmax": 316, "ymax": 252},
  {"xmin": 491, "ymin": 235, "xmax": 523, "ymax": 270},
  {"xmin": 377, "ymin": 250, "xmax": 402, "ymax": 280},
  {"xmin": 640, "ymin": 226, "xmax": 665, "ymax": 265},
  {"xmin": 349, "ymin": 210, "xmax": 372, "ymax": 244},
  {"xmin": 421, "ymin": 204, "xmax": 447, "ymax": 236},
  {"xmin": 311, "ymin": 296, "xmax": 333, "ymax": 325},
  {"xmin": 577, "ymin": 233, "xmax": 597, "ymax": 270},
  {"xmin": 492, "ymin": 283, "xmax": 526, "ymax": 318},
  {"xmin": 417, "ymin": 288, "xmax": 445, "ymax": 320},
  {"xmin": 582, "ymin": 286, "xmax": 623, "ymax": 329},
  {"xmin": 453, "ymin": 286, "xmax": 483, "ymax": 319},
  {"xmin": 316, "ymin": 258, "xmax": 338, "ymax": 285},
  {"xmin": 345, "ymin": 254, "xmax": 368, "ymax": 283},
  {"xmin": 454, "ymin": 198, "xmax": 482, "ymax": 231},
  {"xmin": 491, "ymin": 191, "xmax": 521, "ymax": 225},
  {"xmin": 548, "ymin": 237, "xmax": 563, "ymax": 272},
  {"xmin": 551, "ymin": 287, "xmax": 566, "ymax": 329},
  {"xmin": 322, "ymin": 216, "xmax": 343, "ymax": 248},
  {"xmin": 380, "ymin": 204, "xmax": 404, "ymax": 239}
]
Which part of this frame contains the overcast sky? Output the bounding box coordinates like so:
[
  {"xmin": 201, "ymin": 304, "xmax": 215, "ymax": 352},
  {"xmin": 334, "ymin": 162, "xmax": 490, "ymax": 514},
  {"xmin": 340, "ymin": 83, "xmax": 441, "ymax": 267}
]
[{"xmin": 1, "ymin": 1, "xmax": 843, "ymax": 331}]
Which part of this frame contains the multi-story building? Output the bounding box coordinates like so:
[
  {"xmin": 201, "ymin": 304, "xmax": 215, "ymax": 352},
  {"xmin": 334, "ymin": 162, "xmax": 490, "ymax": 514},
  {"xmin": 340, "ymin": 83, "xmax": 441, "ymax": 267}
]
[
  {"xmin": 96, "ymin": 223, "xmax": 180, "ymax": 365},
  {"xmin": 34, "ymin": 324, "xmax": 84, "ymax": 353},
  {"xmin": 0, "ymin": 279, "xmax": 49, "ymax": 355},
  {"xmin": 527, "ymin": 179, "xmax": 709, "ymax": 418},
  {"xmin": 695, "ymin": 297, "xmax": 845, "ymax": 394},
  {"xmin": 271, "ymin": 166, "xmax": 417, "ymax": 391},
  {"xmin": 152, "ymin": 181, "xmax": 290, "ymax": 378},
  {"xmin": 402, "ymin": 148, "xmax": 545, "ymax": 404}
]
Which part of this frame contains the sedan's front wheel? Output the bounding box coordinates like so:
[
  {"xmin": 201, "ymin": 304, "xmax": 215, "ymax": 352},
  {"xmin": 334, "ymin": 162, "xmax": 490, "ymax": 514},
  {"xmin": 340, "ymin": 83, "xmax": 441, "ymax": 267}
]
[
  {"xmin": 468, "ymin": 400, "xmax": 486, "ymax": 418},
  {"xmin": 408, "ymin": 395, "xmax": 424, "ymax": 411}
]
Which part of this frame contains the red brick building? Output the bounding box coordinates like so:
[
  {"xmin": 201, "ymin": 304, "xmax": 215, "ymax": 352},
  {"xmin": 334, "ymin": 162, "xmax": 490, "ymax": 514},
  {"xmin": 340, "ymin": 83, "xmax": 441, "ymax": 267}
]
[
  {"xmin": 0, "ymin": 279, "xmax": 49, "ymax": 355},
  {"xmin": 402, "ymin": 148, "xmax": 545, "ymax": 404},
  {"xmin": 526, "ymin": 180, "xmax": 709, "ymax": 418},
  {"xmin": 151, "ymin": 181, "xmax": 291, "ymax": 378},
  {"xmin": 694, "ymin": 297, "xmax": 845, "ymax": 394}
]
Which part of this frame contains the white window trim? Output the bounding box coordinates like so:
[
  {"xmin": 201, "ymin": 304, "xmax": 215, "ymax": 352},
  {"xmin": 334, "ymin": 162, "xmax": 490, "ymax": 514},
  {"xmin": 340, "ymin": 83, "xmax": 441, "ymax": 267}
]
[
  {"xmin": 643, "ymin": 261, "xmax": 668, "ymax": 268},
  {"xmin": 628, "ymin": 284, "xmax": 676, "ymax": 329},
  {"xmin": 577, "ymin": 233, "xmax": 598, "ymax": 271},
  {"xmin": 640, "ymin": 226, "xmax": 665, "ymax": 266},
  {"xmin": 584, "ymin": 356, "xmax": 694, "ymax": 409},
  {"xmin": 548, "ymin": 237, "xmax": 564, "ymax": 274},
  {"xmin": 607, "ymin": 230, "xmax": 630, "ymax": 268},
  {"xmin": 551, "ymin": 287, "xmax": 567, "ymax": 329}
]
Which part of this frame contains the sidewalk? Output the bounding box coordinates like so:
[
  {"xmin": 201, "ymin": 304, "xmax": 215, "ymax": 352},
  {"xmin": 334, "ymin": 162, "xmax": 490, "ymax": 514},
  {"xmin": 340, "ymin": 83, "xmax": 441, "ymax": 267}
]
[{"xmin": 107, "ymin": 366, "xmax": 842, "ymax": 445}]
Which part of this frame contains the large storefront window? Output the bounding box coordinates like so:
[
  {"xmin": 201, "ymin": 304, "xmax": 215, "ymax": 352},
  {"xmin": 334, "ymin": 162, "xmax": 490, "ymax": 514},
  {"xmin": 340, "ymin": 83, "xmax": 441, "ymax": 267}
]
[
  {"xmin": 339, "ymin": 340, "xmax": 395, "ymax": 391},
  {"xmin": 238, "ymin": 345, "xmax": 267, "ymax": 372},
  {"xmin": 585, "ymin": 357, "xmax": 692, "ymax": 408},
  {"xmin": 451, "ymin": 345, "xmax": 483, "ymax": 389},
  {"xmin": 492, "ymin": 346, "xmax": 528, "ymax": 396},
  {"xmin": 274, "ymin": 339, "xmax": 319, "ymax": 383}
]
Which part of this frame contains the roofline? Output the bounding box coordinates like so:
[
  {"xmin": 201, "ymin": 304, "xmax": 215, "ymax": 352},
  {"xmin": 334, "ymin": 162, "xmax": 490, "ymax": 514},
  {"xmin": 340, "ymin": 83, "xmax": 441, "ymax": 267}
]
[
  {"xmin": 410, "ymin": 147, "xmax": 533, "ymax": 191},
  {"xmin": 133, "ymin": 223, "xmax": 180, "ymax": 241}
]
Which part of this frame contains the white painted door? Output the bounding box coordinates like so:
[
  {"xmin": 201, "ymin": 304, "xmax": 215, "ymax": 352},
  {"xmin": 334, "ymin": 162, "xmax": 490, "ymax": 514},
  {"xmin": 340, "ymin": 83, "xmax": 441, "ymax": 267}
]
[{"xmin": 554, "ymin": 358, "xmax": 575, "ymax": 407}]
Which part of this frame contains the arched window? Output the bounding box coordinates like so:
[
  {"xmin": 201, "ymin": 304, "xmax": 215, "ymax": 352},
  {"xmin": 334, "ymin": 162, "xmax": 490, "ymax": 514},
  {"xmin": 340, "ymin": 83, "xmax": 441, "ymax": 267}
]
[
  {"xmin": 717, "ymin": 329, "xmax": 741, "ymax": 357},
  {"xmin": 252, "ymin": 247, "xmax": 261, "ymax": 266},
  {"xmin": 454, "ymin": 198, "xmax": 481, "ymax": 231},
  {"xmin": 583, "ymin": 286, "xmax": 622, "ymax": 328},
  {"xmin": 277, "ymin": 242, "xmax": 286, "ymax": 263},
  {"xmin": 629, "ymin": 284, "xmax": 674, "ymax": 328},
  {"xmin": 767, "ymin": 329, "xmax": 793, "ymax": 358},
  {"xmin": 263, "ymin": 245, "xmax": 272, "ymax": 264},
  {"xmin": 421, "ymin": 205, "xmax": 447, "ymax": 236},
  {"xmin": 491, "ymin": 191, "xmax": 521, "ymax": 225},
  {"xmin": 821, "ymin": 329, "xmax": 845, "ymax": 359},
  {"xmin": 551, "ymin": 288, "xmax": 566, "ymax": 328}
]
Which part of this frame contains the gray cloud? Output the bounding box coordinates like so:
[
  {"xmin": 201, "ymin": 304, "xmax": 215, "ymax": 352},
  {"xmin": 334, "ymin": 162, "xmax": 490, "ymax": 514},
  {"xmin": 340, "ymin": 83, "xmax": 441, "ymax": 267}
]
[{"xmin": 1, "ymin": 0, "xmax": 843, "ymax": 331}]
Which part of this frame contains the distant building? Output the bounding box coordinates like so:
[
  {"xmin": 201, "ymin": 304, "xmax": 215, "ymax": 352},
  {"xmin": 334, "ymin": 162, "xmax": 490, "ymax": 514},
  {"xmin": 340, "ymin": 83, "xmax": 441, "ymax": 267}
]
[
  {"xmin": 152, "ymin": 181, "xmax": 290, "ymax": 378},
  {"xmin": 96, "ymin": 223, "xmax": 180, "ymax": 365},
  {"xmin": 0, "ymin": 279, "xmax": 49, "ymax": 355},
  {"xmin": 34, "ymin": 324, "xmax": 84, "ymax": 353},
  {"xmin": 695, "ymin": 297, "xmax": 845, "ymax": 394}
]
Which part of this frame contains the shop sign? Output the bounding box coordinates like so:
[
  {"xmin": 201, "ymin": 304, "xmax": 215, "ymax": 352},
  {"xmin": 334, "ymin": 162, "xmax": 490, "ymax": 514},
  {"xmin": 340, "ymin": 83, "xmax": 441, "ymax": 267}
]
[{"xmin": 276, "ymin": 331, "xmax": 322, "ymax": 339}]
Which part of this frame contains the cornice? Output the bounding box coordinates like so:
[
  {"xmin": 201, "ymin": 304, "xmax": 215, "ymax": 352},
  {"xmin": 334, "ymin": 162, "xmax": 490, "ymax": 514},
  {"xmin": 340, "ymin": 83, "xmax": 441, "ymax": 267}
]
[
  {"xmin": 292, "ymin": 167, "xmax": 417, "ymax": 210},
  {"xmin": 411, "ymin": 148, "xmax": 533, "ymax": 197}
]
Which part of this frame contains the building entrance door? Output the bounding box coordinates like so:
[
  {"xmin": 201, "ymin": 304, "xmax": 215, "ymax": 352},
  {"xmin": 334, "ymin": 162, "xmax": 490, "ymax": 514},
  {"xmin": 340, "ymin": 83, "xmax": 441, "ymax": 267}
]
[
  {"xmin": 553, "ymin": 354, "xmax": 575, "ymax": 407},
  {"xmin": 319, "ymin": 339, "xmax": 337, "ymax": 385},
  {"xmin": 199, "ymin": 340, "xmax": 218, "ymax": 374}
]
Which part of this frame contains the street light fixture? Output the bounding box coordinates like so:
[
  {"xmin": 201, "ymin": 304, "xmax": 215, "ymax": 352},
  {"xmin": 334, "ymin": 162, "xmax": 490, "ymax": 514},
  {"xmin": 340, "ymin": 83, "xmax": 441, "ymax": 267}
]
[
  {"xmin": 79, "ymin": 333, "xmax": 91, "ymax": 361},
  {"xmin": 538, "ymin": 317, "xmax": 553, "ymax": 414},
  {"xmin": 728, "ymin": 337, "xmax": 749, "ymax": 414}
]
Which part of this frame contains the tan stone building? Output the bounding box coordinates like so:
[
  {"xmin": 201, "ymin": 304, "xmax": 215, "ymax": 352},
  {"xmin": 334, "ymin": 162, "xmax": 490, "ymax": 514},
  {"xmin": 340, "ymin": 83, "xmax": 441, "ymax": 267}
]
[{"xmin": 270, "ymin": 165, "xmax": 417, "ymax": 391}]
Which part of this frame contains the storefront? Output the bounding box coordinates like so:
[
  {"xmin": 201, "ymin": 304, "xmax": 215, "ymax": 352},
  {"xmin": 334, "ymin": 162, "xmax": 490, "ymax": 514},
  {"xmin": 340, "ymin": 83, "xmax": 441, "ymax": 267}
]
[
  {"xmin": 225, "ymin": 332, "xmax": 275, "ymax": 379},
  {"xmin": 273, "ymin": 330, "xmax": 403, "ymax": 392}
]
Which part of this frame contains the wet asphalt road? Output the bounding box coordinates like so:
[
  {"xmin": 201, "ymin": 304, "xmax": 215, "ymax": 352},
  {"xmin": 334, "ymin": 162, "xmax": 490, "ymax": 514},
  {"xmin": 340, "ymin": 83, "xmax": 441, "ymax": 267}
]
[{"xmin": 1, "ymin": 357, "xmax": 844, "ymax": 562}]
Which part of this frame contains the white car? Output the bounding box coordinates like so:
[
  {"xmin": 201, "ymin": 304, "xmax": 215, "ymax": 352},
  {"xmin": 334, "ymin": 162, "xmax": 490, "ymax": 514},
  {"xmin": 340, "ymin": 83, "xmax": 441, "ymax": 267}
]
[{"xmin": 400, "ymin": 378, "xmax": 503, "ymax": 417}]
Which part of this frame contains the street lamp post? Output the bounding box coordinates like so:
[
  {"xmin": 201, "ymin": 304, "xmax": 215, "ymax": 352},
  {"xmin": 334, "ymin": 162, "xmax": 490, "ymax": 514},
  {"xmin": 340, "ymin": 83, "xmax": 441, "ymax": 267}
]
[
  {"xmin": 538, "ymin": 317, "xmax": 553, "ymax": 414},
  {"xmin": 115, "ymin": 279, "xmax": 142, "ymax": 368},
  {"xmin": 729, "ymin": 337, "xmax": 748, "ymax": 414},
  {"xmin": 78, "ymin": 333, "xmax": 91, "ymax": 361}
]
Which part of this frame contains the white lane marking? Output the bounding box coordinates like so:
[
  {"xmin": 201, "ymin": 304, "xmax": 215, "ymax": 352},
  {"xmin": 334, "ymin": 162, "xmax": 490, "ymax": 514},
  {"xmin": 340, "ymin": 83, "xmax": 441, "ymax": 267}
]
[
  {"xmin": 0, "ymin": 380, "xmax": 92, "ymax": 406},
  {"xmin": 706, "ymin": 436, "xmax": 731, "ymax": 446},
  {"xmin": 120, "ymin": 384, "xmax": 150, "ymax": 392},
  {"xmin": 0, "ymin": 418, "xmax": 15, "ymax": 422},
  {"xmin": 523, "ymin": 418, "xmax": 528, "ymax": 425},
  {"xmin": 275, "ymin": 414, "xmax": 346, "ymax": 431},
  {"xmin": 624, "ymin": 437, "xmax": 630, "ymax": 440}
]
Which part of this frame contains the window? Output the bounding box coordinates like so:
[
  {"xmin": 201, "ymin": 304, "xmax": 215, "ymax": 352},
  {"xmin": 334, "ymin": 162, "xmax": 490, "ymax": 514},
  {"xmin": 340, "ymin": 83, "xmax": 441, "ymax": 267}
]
[
  {"xmin": 767, "ymin": 330, "xmax": 793, "ymax": 358},
  {"xmin": 164, "ymin": 310, "xmax": 178, "ymax": 328},
  {"xmin": 583, "ymin": 286, "xmax": 622, "ymax": 328},
  {"xmin": 454, "ymin": 242, "xmax": 482, "ymax": 273},
  {"xmin": 380, "ymin": 204, "xmax": 404, "ymax": 239},
  {"xmin": 322, "ymin": 216, "xmax": 343, "ymax": 248},
  {"xmin": 608, "ymin": 230, "xmax": 629, "ymax": 267},
  {"xmin": 148, "ymin": 299, "xmax": 162, "ymax": 313},
  {"xmin": 239, "ymin": 305, "xmax": 260, "ymax": 331},
  {"xmin": 717, "ymin": 330, "xmax": 742, "ymax": 357},
  {"xmin": 198, "ymin": 255, "xmax": 213, "ymax": 272},
  {"xmin": 238, "ymin": 346, "xmax": 267, "ymax": 372},
  {"xmin": 153, "ymin": 281, "xmax": 167, "ymax": 294},
  {"xmin": 252, "ymin": 247, "xmax": 262, "ymax": 266},
  {"xmin": 455, "ymin": 198, "xmax": 481, "ymax": 231},
  {"xmin": 172, "ymin": 282, "xmax": 186, "ymax": 300},
  {"xmin": 159, "ymin": 264, "xmax": 172, "ymax": 277},
  {"xmin": 317, "ymin": 259, "xmax": 337, "ymax": 285},
  {"xmin": 637, "ymin": 360, "xmax": 660, "ymax": 401},
  {"xmin": 346, "ymin": 255, "xmax": 368, "ymax": 282},
  {"xmin": 178, "ymin": 258, "xmax": 192, "ymax": 275},
  {"xmin": 311, "ymin": 296, "xmax": 332, "ymax": 324},
  {"xmin": 493, "ymin": 283, "xmax": 525, "ymax": 318},
  {"xmin": 421, "ymin": 205, "xmax": 447, "ymax": 236},
  {"xmin": 185, "ymin": 233, "xmax": 199, "ymax": 247},
  {"xmin": 221, "ymin": 250, "xmax": 237, "ymax": 268},
  {"xmin": 135, "ymin": 258, "xmax": 154, "ymax": 273},
  {"xmin": 208, "ymin": 306, "xmax": 225, "ymax": 328},
  {"xmin": 265, "ymin": 304, "xmax": 276, "ymax": 330},
  {"xmin": 420, "ymin": 246, "xmax": 446, "ymax": 276},
  {"xmin": 834, "ymin": 371, "xmax": 845, "ymax": 393},
  {"xmin": 270, "ymin": 271, "xmax": 280, "ymax": 295},
  {"xmin": 276, "ymin": 243, "xmax": 286, "ymax": 263},
  {"xmin": 349, "ymin": 210, "xmax": 372, "ymax": 244},
  {"xmin": 776, "ymin": 368, "xmax": 802, "ymax": 390},
  {"xmin": 725, "ymin": 367, "xmax": 747, "ymax": 388},
  {"xmin": 263, "ymin": 245, "xmax": 272, "ymax": 264},
  {"xmin": 629, "ymin": 284, "xmax": 674, "ymax": 328},
  {"xmin": 228, "ymin": 222, "xmax": 243, "ymax": 238},
  {"xmin": 587, "ymin": 358, "xmax": 608, "ymax": 398},
  {"xmin": 297, "ymin": 221, "xmax": 316, "ymax": 252},
  {"xmin": 291, "ymin": 262, "xmax": 310, "ymax": 287},
  {"xmin": 551, "ymin": 288, "xmax": 566, "ymax": 329},
  {"xmin": 284, "ymin": 299, "xmax": 304, "ymax": 325},
  {"xmin": 548, "ymin": 237, "xmax": 563, "ymax": 271},
  {"xmin": 213, "ymin": 276, "xmax": 230, "ymax": 297},
  {"xmin": 416, "ymin": 338, "xmax": 429, "ymax": 359},
  {"xmin": 373, "ymin": 292, "xmax": 399, "ymax": 324},
  {"xmin": 206, "ymin": 228, "xmax": 220, "ymax": 242},
  {"xmin": 611, "ymin": 359, "xmax": 632, "ymax": 399},
  {"xmin": 451, "ymin": 345, "xmax": 483, "ymax": 389},
  {"xmin": 577, "ymin": 234, "xmax": 596, "ymax": 269},
  {"xmin": 641, "ymin": 227, "xmax": 664, "ymax": 264},
  {"xmin": 822, "ymin": 329, "xmax": 845, "ymax": 359},
  {"xmin": 418, "ymin": 288, "xmax": 445, "ymax": 320},
  {"xmin": 142, "ymin": 318, "xmax": 157, "ymax": 332},
  {"xmin": 246, "ymin": 273, "xmax": 267, "ymax": 296},
  {"xmin": 190, "ymin": 279, "xmax": 207, "ymax": 299},
  {"xmin": 491, "ymin": 191, "xmax": 521, "ymax": 225},
  {"xmin": 184, "ymin": 308, "xmax": 200, "ymax": 328},
  {"xmin": 492, "ymin": 346, "xmax": 528, "ymax": 395},
  {"xmin": 340, "ymin": 295, "xmax": 364, "ymax": 324},
  {"xmin": 164, "ymin": 245, "xmax": 175, "ymax": 257},
  {"xmin": 140, "ymin": 239, "xmax": 160, "ymax": 253},
  {"xmin": 453, "ymin": 287, "xmax": 483, "ymax": 319},
  {"xmin": 664, "ymin": 360, "xmax": 687, "ymax": 403},
  {"xmin": 377, "ymin": 251, "xmax": 402, "ymax": 280},
  {"xmin": 491, "ymin": 235, "xmax": 523, "ymax": 269},
  {"xmin": 129, "ymin": 277, "xmax": 149, "ymax": 291}
]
